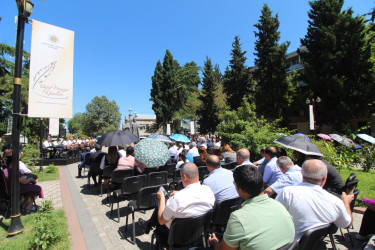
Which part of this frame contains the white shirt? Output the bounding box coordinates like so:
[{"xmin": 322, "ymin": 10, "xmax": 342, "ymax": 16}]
[
  {"xmin": 43, "ymin": 140, "xmax": 51, "ymax": 149},
  {"xmin": 176, "ymin": 159, "xmax": 189, "ymax": 169},
  {"xmin": 169, "ymin": 145, "xmax": 178, "ymax": 157},
  {"xmin": 276, "ymin": 182, "xmax": 351, "ymax": 241},
  {"xmin": 270, "ymin": 165, "xmax": 302, "ymax": 194},
  {"xmin": 118, "ymin": 149, "xmax": 126, "ymax": 157},
  {"xmin": 174, "ymin": 147, "xmax": 184, "ymax": 161},
  {"xmin": 188, "ymin": 147, "xmax": 199, "ymax": 157},
  {"xmin": 19, "ymin": 161, "xmax": 31, "ymax": 174},
  {"xmin": 163, "ymin": 182, "xmax": 215, "ymax": 228}
]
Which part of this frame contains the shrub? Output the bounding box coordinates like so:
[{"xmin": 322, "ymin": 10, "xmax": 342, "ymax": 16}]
[
  {"xmin": 363, "ymin": 146, "xmax": 375, "ymax": 172},
  {"xmin": 20, "ymin": 144, "xmax": 40, "ymax": 168},
  {"xmin": 45, "ymin": 164, "xmax": 58, "ymax": 174}
]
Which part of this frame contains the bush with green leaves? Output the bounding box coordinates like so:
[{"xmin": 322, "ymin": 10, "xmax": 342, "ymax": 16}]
[
  {"xmin": 45, "ymin": 164, "xmax": 58, "ymax": 174},
  {"xmin": 29, "ymin": 200, "xmax": 65, "ymax": 250},
  {"xmin": 20, "ymin": 144, "xmax": 40, "ymax": 168},
  {"xmin": 363, "ymin": 146, "xmax": 375, "ymax": 172},
  {"xmin": 217, "ymin": 98, "xmax": 290, "ymax": 161}
]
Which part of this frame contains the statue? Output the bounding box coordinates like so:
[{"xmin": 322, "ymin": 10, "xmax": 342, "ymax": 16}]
[
  {"xmin": 131, "ymin": 116, "xmax": 139, "ymax": 139},
  {"xmin": 122, "ymin": 116, "xmax": 131, "ymax": 132}
]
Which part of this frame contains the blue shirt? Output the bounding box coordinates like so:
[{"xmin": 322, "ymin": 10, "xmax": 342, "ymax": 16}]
[
  {"xmin": 263, "ymin": 157, "xmax": 282, "ymax": 185},
  {"xmin": 203, "ymin": 167, "xmax": 239, "ymax": 204},
  {"xmin": 270, "ymin": 165, "xmax": 302, "ymax": 194},
  {"xmin": 185, "ymin": 153, "xmax": 194, "ymax": 163}
]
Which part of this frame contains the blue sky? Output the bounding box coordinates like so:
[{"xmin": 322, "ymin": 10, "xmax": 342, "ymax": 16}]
[{"xmin": 1, "ymin": 0, "xmax": 373, "ymax": 122}]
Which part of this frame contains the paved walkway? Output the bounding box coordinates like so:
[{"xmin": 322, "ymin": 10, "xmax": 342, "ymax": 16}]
[{"xmin": 37, "ymin": 163, "xmax": 368, "ymax": 250}]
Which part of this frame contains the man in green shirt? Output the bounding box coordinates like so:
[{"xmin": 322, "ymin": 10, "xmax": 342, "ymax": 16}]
[{"xmin": 209, "ymin": 165, "xmax": 295, "ymax": 249}]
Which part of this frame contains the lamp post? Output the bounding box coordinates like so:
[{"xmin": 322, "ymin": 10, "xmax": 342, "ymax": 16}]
[
  {"xmin": 306, "ymin": 96, "xmax": 321, "ymax": 132},
  {"xmin": 8, "ymin": 0, "xmax": 34, "ymax": 236}
]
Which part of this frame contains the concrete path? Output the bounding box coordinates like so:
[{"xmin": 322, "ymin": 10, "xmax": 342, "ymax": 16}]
[{"xmin": 37, "ymin": 162, "xmax": 368, "ymax": 250}]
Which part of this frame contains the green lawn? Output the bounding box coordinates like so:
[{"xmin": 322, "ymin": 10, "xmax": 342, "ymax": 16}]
[
  {"xmin": 0, "ymin": 209, "xmax": 70, "ymax": 250},
  {"xmin": 338, "ymin": 168, "xmax": 375, "ymax": 207},
  {"xmin": 32, "ymin": 168, "xmax": 60, "ymax": 182}
]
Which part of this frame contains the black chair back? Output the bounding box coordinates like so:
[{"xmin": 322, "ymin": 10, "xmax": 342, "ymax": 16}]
[
  {"xmin": 173, "ymin": 169, "xmax": 181, "ymax": 182},
  {"xmin": 298, "ymin": 223, "xmax": 338, "ymax": 250},
  {"xmin": 350, "ymin": 189, "xmax": 360, "ymax": 212},
  {"xmin": 193, "ymin": 156, "xmax": 205, "ymax": 166},
  {"xmin": 89, "ymin": 153, "xmax": 106, "ymax": 175},
  {"xmin": 147, "ymin": 171, "xmax": 168, "ymax": 186},
  {"xmin": 343, "ymin": 173, "xmax": 359, "ymax": 194},
  {"xmin": 159, "ymin": 163, "xmax": 176, "ymax": 178},
  {"xmin": 222, "ymin": 162, "xmax": 238, "ymax": 170},
  {"xmin": 111, "ymin": 169, "xmax": 134, "ymax": 184},
  {"xmin": 136, "ymin": 184, "xmax": 168, "ymax": 210},
  {"xmin": 102, "ymin": 164, "xmax": 117, "ymax": 179},
  {"xmin": 198, "ymin": 166, "xmax": 209, "ymax": 181},
  {"xmin": 212, "ymin": 197, "xmax": 242, "ymax": 228},
  {"xmin": 121, "ymin": 175, "xmax": 147, "ymax": 195},
  {"xmin": 142, "ymin": 167, "xmax": 157, "ymax": 175},
  {"xmin": 168, "ymin": 210, "xmax": 213, "ymax": 248}
]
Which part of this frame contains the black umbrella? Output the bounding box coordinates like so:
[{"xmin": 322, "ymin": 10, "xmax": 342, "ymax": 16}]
[
  {"xmin": 274, "ymin": 135, "xmax": 323, "ymax": 157},
  {"xmin": 96, "ymin": 130, "xmax": 139, "ymax": 147}
]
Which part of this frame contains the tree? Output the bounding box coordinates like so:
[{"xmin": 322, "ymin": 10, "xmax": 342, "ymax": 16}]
[
  {"xmin": 213, "ymin": 64, "xmax": 227, "ymax": 120},
  {"xmin": 253, "ymin": 4, "xmax": 291, "ymax": 122},
  {"xmin": 223, "ymin": 36, "xmax": 252, "ymax": 110},
  {"xmin": 67, "ymin": 112, "xmax": 85, "ymax": 135},
  {"xmin": 82, "ymin": 96, "xmax": 121, "ymax": 137},
  {"xmin": 300, "ymin": 0, "xmax": 375, "ymax": 130},
  {"xmin": 197, "ymin": 57, "xmax": 220, "ymax": 134}
]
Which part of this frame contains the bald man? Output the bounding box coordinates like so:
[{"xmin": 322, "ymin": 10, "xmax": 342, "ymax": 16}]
[{"xmin": 276, "ymin": 159, "xmax": 354, "ymax": 241}]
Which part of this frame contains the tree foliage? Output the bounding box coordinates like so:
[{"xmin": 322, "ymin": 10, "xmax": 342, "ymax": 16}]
[
  {"xmin": 197, "ymin": 57, "xmax": 220, "ymax": 134},
  {"xmin": 217, "ymin": 97, "xmax": 288, "ymax": 161},
  {"xmin": 253, "ymin": 4, "xmax": 292, "ymax": 122},
  {"xmin": 300, "ymin": 0, "xmax": 375, "ymax": 130},
  {"xmin": 223, "ymin": 36, "xmax": 252, "ymax": 110},
  {"xmin": 67, "ymin": 112, "xmax": 85, "ymax": 135},
  {"xmin": 82, "ymin": 96, "xmax": 121, "ymax": 137}
]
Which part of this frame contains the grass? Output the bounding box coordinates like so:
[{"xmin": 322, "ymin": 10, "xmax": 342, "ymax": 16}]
[
  {"xmin": 338, "ymin": 168, "xmax": 375, "ymax": 207},
  {"xmin": 32, "ymin": 168, "xmax": 60, "ymax": 182},
  {"xmin": 0, "ymin": 209, "xmax": 70, "ymax": 250}
]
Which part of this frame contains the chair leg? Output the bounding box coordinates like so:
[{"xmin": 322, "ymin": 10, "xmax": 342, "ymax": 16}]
[
  {"xmin": 347, "ymin": 228, "xmax": 354, "ymax": 247},
  {"xmin": 329, "ymin": 233, "xmax": 337, "ymax": 250},
  {"xmin": 132, "ymin": 210, "xmax": 135, "ymax": 244},
  {"xmin": 125, "ymin": 205, "xmax": 130, "ymax": 232},
  {"xmin": 110, "ymin": 200, "xmax": 114, "ymax": 215},
  {"xmin": 339, "ymin": 228, "xmax": 344, "ymax": 238},
  {"xmin": 117, "ymin": 201, "xmax": 120, "ymax": 223},
  {"xmin": 150, "ymin": 233, "xmax": 154, "ymax": 250}
]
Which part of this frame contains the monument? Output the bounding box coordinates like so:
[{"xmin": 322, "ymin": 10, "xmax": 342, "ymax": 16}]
[{"xmin": 122, "ymin": 108, "xmax": 139, "ymax": 139}]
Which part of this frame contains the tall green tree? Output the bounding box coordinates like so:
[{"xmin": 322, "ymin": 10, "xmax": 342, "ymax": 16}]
[
  {"xmin": 253, "ymin": 4, "xmax": 291, "ymax": 122},
  {"xmin": 67, "ymin": 112, "xmax": 85, "ymax": 135},
  {"xmin": 82, "ymin": 96, "xmax": 121, "ymax": 137},
  {"xmin": 197, "ymin": 57, "xmax": 220, "ymax": 134},
  {"xmin": 300, "ymin": 0, "xmax": 375, "ymax": 129},
  {"xmin": 223, "ymin": 36, "xmax": 252, "ymax": 110},
  {"xmin": 213, "ymin": 64, "xmax": 227, "ymax": 120}
]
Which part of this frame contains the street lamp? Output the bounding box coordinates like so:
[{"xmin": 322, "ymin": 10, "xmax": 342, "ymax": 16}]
[
  {"xmin": 8, "ymin": 0, "xmax": 34, "ymax": 236},
  {"xmin": 306, "ymin": 96, "xmax": 321, "ymax": 132}
]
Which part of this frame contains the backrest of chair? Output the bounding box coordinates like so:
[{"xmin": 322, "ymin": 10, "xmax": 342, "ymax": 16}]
[
  {"xmin": 298, "ymin": 223, "xmax": 333, "ymax": 250},
  {"xmin": 165, "ymin": 163, "xmax": 176, "ymax": 177},
  {"xmin": 222, "ymin": 162, "xmax": 238, "ymax": 170},
  {"xmin": 142, "ymin": 167, "xmax": 157, "ymax": 175},
  {"xmin": 344, "ymin": 173, "xmax": 358, "ymax": 194},
  {"xmin": 168, "ymin": 210, "xmax": 213, "ymax": 247},
  {"xmin": 350, "ymin": 189, "xmax": 360, "ymax": 212},
  {"xmin": 90, "ymin": 153, "xmax": 106, "ymax": 174},
  {"xmin": 173, "ymin": 169, "xmax": 181, "ymax": 182},
  {"xmin": 111, "ymin": 169, "xmax": 134, "ymax": 184},
  {"xmin": 197, "ymin": 166, "xmax": 209, "ymax": 181},
  {"xmin": 136, "ymin": 184, "xmax": 168, "ymax": 210},
  {"xmin": 121, "ymin": 175, "xmax": 146, "ymax": 195},
  {"xmin": 147, "ymin": 171, "xmax": 168, "ymax": 186},
  {"xmin": 102, "ymin": 164, "xmax": 117, "ymax": 178},
  {"xmin": 0, "ymin": 169, "xmax": 9, "ymax": 197},
  {"xmin": 213, "ymin": 197, "xmax": 242, "ymax": 227}
]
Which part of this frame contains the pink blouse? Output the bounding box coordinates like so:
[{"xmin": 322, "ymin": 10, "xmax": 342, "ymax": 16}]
[{"xmin": 117, "ymin": 155, "xmax": 135, "ymax": 170}]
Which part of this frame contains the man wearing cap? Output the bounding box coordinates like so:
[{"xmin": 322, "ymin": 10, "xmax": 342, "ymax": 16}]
[{"xmin": 276, "ymin": 159, "xmax": 354, "ymax": 241}]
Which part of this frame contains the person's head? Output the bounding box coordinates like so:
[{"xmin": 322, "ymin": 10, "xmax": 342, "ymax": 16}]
[
  {"xmin": 276, "ymin": 156, "xmax": 294, "ymax": 174},
  {"xmin": 236, "ymin": 148, "xmax": 250, "ymax": 165},
  {"xmin": 178, "ymin": 152, "xmax": 187, "ymax": 162},
  {"xmin": 177, "ymin": 143, "xmax": 183, "ymax": 149},
  {"xmin": 47, "ymin": 136, "xmax": 51, "ymax": 142},
  {"xmin": 190, "ymin": 142, "xmax": 197, "ymax": 148},
  {"xmin": 264, "ymin": 146, "xmax": 277, "ymax": 160},
  {"xmin": 200, "ymin": 137, "xmax": 206, "ymax": 144},
  {"xmin": 223, "ymin": 144, "xmax": 235, "ymax": 153},
  {"xmin": 118, "ymin": 145, "xmax": 125, "ymax": 150},
  {"xmin": 260, "ymin": 147, "xmax": 266, "ymax": 157},
  {"xmin": 126, "ymin": 146, "xmax": 135, "ymax": 156},
  {"xmin": 95, "ymin": 144, "xmax": 102, "ymax": 151},
  {"xmin": 206, "ymin": 155, "xmax": 221, "ymax": 172},
  {"xmin": 301, "ymin": 159, "xmax": 328, "ymax": 186},
  {"xmin": 180, "ymin": 162, "xmax": 199, "ymax": 186},
  {"xmin": 233, "ymin": 165, "xmax": 263, "ymax": 200},
  {"xmin": 198, "ymin": 146, "xmax": 208, "ymax": 163},
  {"xmin": 293, "ymin": 150, "xmax": 306, "ymax": 161},
  {"xmin": 277, "ymin": 147, "xmax": 287, "ymax": 157},
  {"xmin": 212, "ymin": 146, "xmax": 221, "ymax": 157}
]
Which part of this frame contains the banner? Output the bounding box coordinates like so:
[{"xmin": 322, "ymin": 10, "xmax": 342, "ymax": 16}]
[
  {"xmin": 190, "ymin": 121, "xmax": 195, "ymax": 135},
  {"xmin": 28, "ymin": 20, "xmax": 74, "ymax": 118},
  {"xmin": 309, "ymin": 105, "xmax": 315, "ymax": 130},
  {"xmin": 166, "ymin": 124, "xmax": 171, "ymax": 135},
  {"xmin": 49, "ymin": 118, "xmax": 59, "ymax": 136}
]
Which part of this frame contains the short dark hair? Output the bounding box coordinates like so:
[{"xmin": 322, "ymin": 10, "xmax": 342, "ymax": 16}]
[
  {"xmin": 265, "ymin": 146, "xmax": 277, "ymax": 157},
  {"xmin": 233, "ymin": 165, "xmax": 263, "ymax": 197},
  {"xmin": 126, "ymin": 146, "xmax": 135, "ymax": 156},
  {"xmin": 95, "ymin": 144, "xmax": 102, "ymax": 151},
  {"xmin": 206, "ymin": 155, "xmax": 221, "ymax": 169}
]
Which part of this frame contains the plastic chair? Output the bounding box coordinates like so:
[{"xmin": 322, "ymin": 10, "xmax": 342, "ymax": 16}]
[
  {"xmin": 110, "ymin": 175, "xmax": 146, "ymax": 222},
  {"xmin": 100, "ymin": 164, "xmax": 117, "ymax": 196},
  {"xmin": 198, "ymin": 166, "xmax": 209, "ymax": 181},
  {"xmin": 158, "ymin": 163, "xmax": 176, "ymax": 179},
  {"xmin": 125, "ymin": 184, "xmax": 169, "ymax": 244},
  {"xmin": 292, "ymin": 223, "xmax": 338, "ymax": 250},
  {"xmin": 142, "ymin": 167, "xmax": 157, "ymax": 175},
  {"xmin": 222, "ymin": 162, "xmax": 238, "ymax": 170},
  {"xmin": 339, "ymin": 189, "xmax": 360, "ymax": 246},
  {"xmin": 151, "ymin": 210, "xmax": 213, "ymax": 249},
  {"xmin": 212, "ymin": 197, "xmax": 242, "ymax": 233},
  {"xmin": 146, "ymin": 171, "xmax": 168, "ymax": 187}
]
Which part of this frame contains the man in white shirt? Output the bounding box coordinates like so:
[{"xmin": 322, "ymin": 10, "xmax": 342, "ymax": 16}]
[
  {"xmin": 174, "ymin": 143, "xmax": 184, "ymax": 161},
  {"xmin": 235, "ymin": 149, "xmax": 256, "ymax": 170},
  {"xmin": 168, "ymin": 142, "xmax": 178, "ymax": 159},
  {"xmin": 276, "ymin": 159, "xmax": 354, "ymax": 241},
  {"xmin": 188, "ymin": 142, "xmax": 199, "ymax": 157},
  {"xmin": 138, "ymin": 162, "xmax": 215, "ymax": 242},
  {"xmin": 43, "ymin": 136, "xmax": 55, "ymax": 158},
  {"xmin": 264, "ymin": 156, "xmax": 302, "ymax": 197}
]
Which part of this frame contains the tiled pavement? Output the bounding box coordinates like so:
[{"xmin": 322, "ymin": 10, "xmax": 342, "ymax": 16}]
[{"xmin": 38, "ymin": 163, "xmax": 369, "ymax": 250}]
